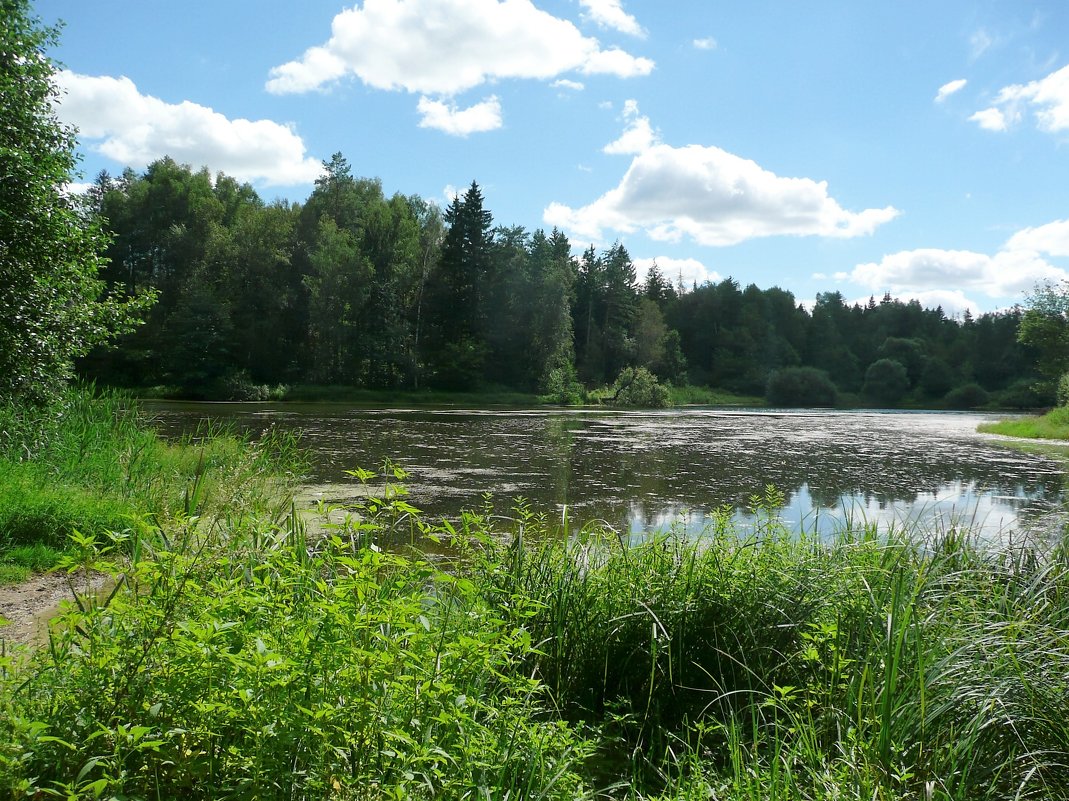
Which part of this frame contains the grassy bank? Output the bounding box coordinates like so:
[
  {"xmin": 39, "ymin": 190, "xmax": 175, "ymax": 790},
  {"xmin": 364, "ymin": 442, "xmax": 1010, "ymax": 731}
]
[
  {"xmin": 979, "ymin": 405, "xmax": 1069, "ymax": 440},
  {"xmin": 0, "ymin": 388, "xmax": 300, "ymax": 583},
  {"xmin": 3, "ymin": 450, "xmax": 1069, "ymax": 797}
]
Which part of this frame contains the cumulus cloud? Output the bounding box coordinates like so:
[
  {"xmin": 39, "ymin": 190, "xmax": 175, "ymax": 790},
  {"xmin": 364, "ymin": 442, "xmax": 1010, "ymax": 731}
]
[
  {"xmin": 579, "ymin": 0, "xmax": 645, "ymax": 38},
  {"xmin": 935, "ymin": 78, "xmax": 967, "ymax": 102},
  {"xmin": 972, "ymin": 63, "xmax": 1069, "ymax": 134},
  {"xmin": 634, "ymin": 256, "xmax": 721, "ymax": 288},
  {"xmin": 1005, "ymin": 218, "xmax": 1069, "ymax": 256},
  {"xmin": 545, "ymin": 142, "xmax": 899, "ymax": 246},
  {"xmin": 848, "ymin": 248, "xmax": 1067, "ymax": 301},
  {"xmin": 969, "ymin": 107, "xmax": 1009, "ymax": 131},
  {"xmin": 417, "ymin": 95, "xmax": 503, "ymax": 135},
  {"xmin": 692, "ymin": 37, "xmax": 718, "ymax": 51},
  {"xmin": 55, "ymin": 71, "xmax": 320, "ymax": 186},
  {"xmin": 266, "ymin": 0, "xmax": 653, "ymax": 96},
  {"xmin": 603, "ymin": 99, "xmax": 659, "ymax": 154}
]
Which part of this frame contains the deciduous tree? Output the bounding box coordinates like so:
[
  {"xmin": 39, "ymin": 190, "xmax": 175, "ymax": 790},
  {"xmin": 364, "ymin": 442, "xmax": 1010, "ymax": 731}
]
[{"xmin": 0, "ymin": 0, "xmax": 151, "ymax": 404}]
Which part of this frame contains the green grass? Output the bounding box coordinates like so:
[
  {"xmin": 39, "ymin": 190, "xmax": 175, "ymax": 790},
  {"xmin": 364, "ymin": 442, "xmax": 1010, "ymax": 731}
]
[
  {"xmin": 979, "ymin": 405, "xmax": 1069, "ymax": 439},
  {"xmin": 4, "ymin": 419, "xmax": 1069, "ymax": 798},
  {"xmin": 667, "ymin": 384, "xmax": 764, "ymax": 406},
  {"xmin": 0, "ymin": 387, "xmax": 302, "ymax": 582}
]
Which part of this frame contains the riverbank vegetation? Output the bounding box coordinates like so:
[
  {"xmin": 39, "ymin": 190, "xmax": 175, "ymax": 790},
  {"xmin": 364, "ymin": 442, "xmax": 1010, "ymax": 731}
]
[
  {"xmin": 78, "ymin": 155, "xmax": 1044, "ymax": 409},
  {"xmin": 4, "ymin": 461, "xmax": 1069, "ymax": 799},
  {"xmin": 980, "ymin": 404, "xmax": 1069, "ymax": 440},
  {"xmin": 0, "ymin": 388, "xmax": 301, "ymax": 583}
]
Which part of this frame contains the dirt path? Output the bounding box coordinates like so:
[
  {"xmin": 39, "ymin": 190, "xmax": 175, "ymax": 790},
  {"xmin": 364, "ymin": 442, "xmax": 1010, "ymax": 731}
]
[{"xmin": 0, "ymin": 570, "xmax": 110, "ymax": 648}]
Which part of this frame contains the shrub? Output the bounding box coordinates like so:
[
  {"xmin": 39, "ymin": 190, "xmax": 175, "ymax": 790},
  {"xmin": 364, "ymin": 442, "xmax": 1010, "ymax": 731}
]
[
  {"xmin": 1058, "ymin": 371, "xmax": 1069, "ymax": 407},
  {"xmin": 608, "ymin": 366, "xmax": 670, "ymax": 408},
  {"xmin": 943, "ymin": 382, "xmax": 989, "ymax": 409},
  {"xmin": 998, "ymin": 379, "xmax": 1050, "ymax": 410},
  {"xmin": 862, "ymin": 358, "xmax": 910, "ymax": 405},
  {"xmin": 765, "ymin": 367, "xmax": 838, "ymax": 407},
  {"xmin": 540, "ymin": 364, "xmax": 584, "ymax": 405}
]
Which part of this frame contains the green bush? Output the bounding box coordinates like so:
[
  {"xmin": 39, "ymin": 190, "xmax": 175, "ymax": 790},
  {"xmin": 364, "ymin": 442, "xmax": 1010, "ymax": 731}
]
[
  {"xmin": 998, "ymin": 379, "xmax": 1050, "ymax": 409},
  {"xmin": 862, "ymin": 358, "xmax": 910, "ymax": 405},
  {"xmin": 608, "ymin": 366, "xmax": 670, "ymax": 408},
  {"xmin": 1057, "ymin": 371, "xmax": 1069, "ymax": 407},
  {"xmin": 943, "ymin": 382, "xmax": 990, "ymax": 409},
  {"xmin": 765, "ymin": 366, "xmax": 838, "ymax": 407}
]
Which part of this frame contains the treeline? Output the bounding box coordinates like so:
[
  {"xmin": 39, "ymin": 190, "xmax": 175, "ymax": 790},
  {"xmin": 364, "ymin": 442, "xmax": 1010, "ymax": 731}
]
[{"xmin": 81, "ymin": 155, "xmax": 1043, "ymax": 407}]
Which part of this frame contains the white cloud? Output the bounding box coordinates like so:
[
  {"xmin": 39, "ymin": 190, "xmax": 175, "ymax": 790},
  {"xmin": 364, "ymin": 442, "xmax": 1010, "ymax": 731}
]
[
  {"xmin": 935, "ymin": 78, "xmax": 967, "ymax": 102},
  {"xmin": 603, "ymin": 99, "xmax": 659, "ymax": 154},
  {"xmin": 634, "ymin": 256, "xmax": 721, "ymax": 288},
  {"xmin": 266, "ymin": 0, "xmax": 653, "ymax": 96},
  {"xmin": 972, "ymin": 63, "xmax": 1069, "ymax": 134},
  {"xmin": 552, "ymin": 79, "xmax": 585, "ymax": 91},
  {"xmin": 55, "ymin": 71, "xmax": 320, "ymax": 186},
  {"xmin": 580, "ymin": 47, "xmax": 655, "ymax": 78},
  {"xmin": 849, "ymin": 248, "xmax": 1067, "ymax": 300},
  {"xmin": 693, "ymin": 37, "xmax": 718, "ymax": 51},
  {"xmin": 417, "ymin": 95, "xmax": 502, "ymax": 135},
  {"xmin": 579, "ymin": 0, "xmax": 645, "ymax": 38},
  {"xmin": 969, "ymin": 106, "xmax": 1009, "ymax": 131},
  {"xmin": 60, "ymin": 181, "xmax": 94, "ymax": 200},
  {"xmin": 1005, "ymin": 218, "xmax": 1069, "ymax": 256},
  {"xmin": 545, "ymin": 142, "xmax": 899, "ymax": 246}
]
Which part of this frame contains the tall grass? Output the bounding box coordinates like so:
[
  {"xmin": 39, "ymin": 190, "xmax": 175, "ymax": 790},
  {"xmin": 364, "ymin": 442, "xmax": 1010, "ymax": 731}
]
[
  {"xmin": 0, "ymin": 387, "xmax": 302, "ymax": 570},
  {"xmin": 2, "ymin": 452, "xmax": 1069, "ymax": 798}
]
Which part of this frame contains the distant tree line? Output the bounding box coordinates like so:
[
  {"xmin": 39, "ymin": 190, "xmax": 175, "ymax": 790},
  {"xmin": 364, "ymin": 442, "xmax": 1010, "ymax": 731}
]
[{"xmin": 80, "ymin": 155, "xmax": 1045, "ymax": 408}]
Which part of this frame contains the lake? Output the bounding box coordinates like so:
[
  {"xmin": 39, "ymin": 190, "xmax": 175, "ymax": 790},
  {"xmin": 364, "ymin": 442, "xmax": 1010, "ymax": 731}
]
[{"xmin": 143, "ymin": 402, "xmax": 1068, "ymax": 541}]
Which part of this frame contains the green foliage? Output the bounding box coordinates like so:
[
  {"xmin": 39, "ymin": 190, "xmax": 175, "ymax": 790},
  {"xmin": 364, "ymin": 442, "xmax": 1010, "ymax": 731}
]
[
  {"xmin": 5, "ymin": 444, "xmax": 1069, "ymax": 798},
  {"xmin": 607, "ymin": 366, "xmax": 670, "ymax": 408},
  {"xmin": 540, "ymin": 364, "xmax": 584, "ymax": 405},
  {"xmin": 1018, "ymin": 280, "xmax": 1069, "ymax": 387},
  {"xmin": 76, "ymin": 149, "xmax": 1042, "ymax": 405},
  {"xmin": 942, "ymin": 382, "xmax": 989, "ymax": 409},
  {"xmin": 919, "ymin": 356, "xmax": 956, "ymax": 397},
  {"xmin": 1, "ymin": 491, "xmax": 594, "ymax": 798},
  {"xmin": 862, "ymin": 358, "xmax": 910, "ymax": 405},
  {"xmin": 765, "ymin": 366, "xmax": 838, "ymax": 407},
  {"xmin": 1058, "ymin": 371, "xmax": 1069, "ymax": 407},
  {"xmin": 996, "ymin": 378, "xmax": 1051, "ymax": 409},
  {"xmin": 0, "ymin": 1, "xmax": 153, "ymax": 405}
]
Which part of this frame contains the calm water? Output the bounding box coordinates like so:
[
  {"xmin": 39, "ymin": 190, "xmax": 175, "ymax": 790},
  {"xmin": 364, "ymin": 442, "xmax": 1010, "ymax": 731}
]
[{"xmin": 144, "ymin": 402, "xmax": 1069, "ymax": 540}]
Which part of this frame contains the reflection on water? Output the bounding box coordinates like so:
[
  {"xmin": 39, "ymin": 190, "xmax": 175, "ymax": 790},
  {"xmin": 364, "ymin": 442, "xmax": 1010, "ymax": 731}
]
[{"xmin": 144, "ymin": 403, "xmax": 1068, "ymax": 540}]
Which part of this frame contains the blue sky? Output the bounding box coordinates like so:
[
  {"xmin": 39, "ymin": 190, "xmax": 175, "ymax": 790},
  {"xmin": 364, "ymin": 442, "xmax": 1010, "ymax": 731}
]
[{"xmin": 39, "ymin": 0, "xmax": 1069, "ymax": 315}]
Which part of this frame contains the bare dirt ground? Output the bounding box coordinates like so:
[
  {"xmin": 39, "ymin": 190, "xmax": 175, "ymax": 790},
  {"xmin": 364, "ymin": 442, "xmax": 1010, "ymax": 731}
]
[{"xmin": 0, "ymin": 570, "xmax": 110, "ymax": 648}]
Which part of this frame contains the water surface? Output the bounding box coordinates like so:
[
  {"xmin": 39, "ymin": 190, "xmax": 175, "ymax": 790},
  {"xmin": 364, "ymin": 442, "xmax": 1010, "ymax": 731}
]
[{"xmin": 145, "ymin": 403, "xmax": 1068, "ymax": 540}]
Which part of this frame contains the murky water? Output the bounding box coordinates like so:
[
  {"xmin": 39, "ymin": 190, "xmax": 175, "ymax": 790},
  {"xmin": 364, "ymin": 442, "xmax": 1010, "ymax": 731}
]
[{"xmin": 144, "ymin": 402, "xmax": 1069, "ymax": 540}]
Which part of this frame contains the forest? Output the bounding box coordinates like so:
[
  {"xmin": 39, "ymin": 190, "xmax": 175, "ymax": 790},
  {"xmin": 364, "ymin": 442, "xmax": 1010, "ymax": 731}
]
[{"xmin": 79, "ymin": 154, "xmax": 1042, "ymax": 408}]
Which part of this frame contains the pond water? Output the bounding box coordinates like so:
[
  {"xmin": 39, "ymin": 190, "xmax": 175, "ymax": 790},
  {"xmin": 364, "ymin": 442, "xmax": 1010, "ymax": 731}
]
[{"xmin": 144, "ymin": 402, "xmax": 1069, "ymax": 541}]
